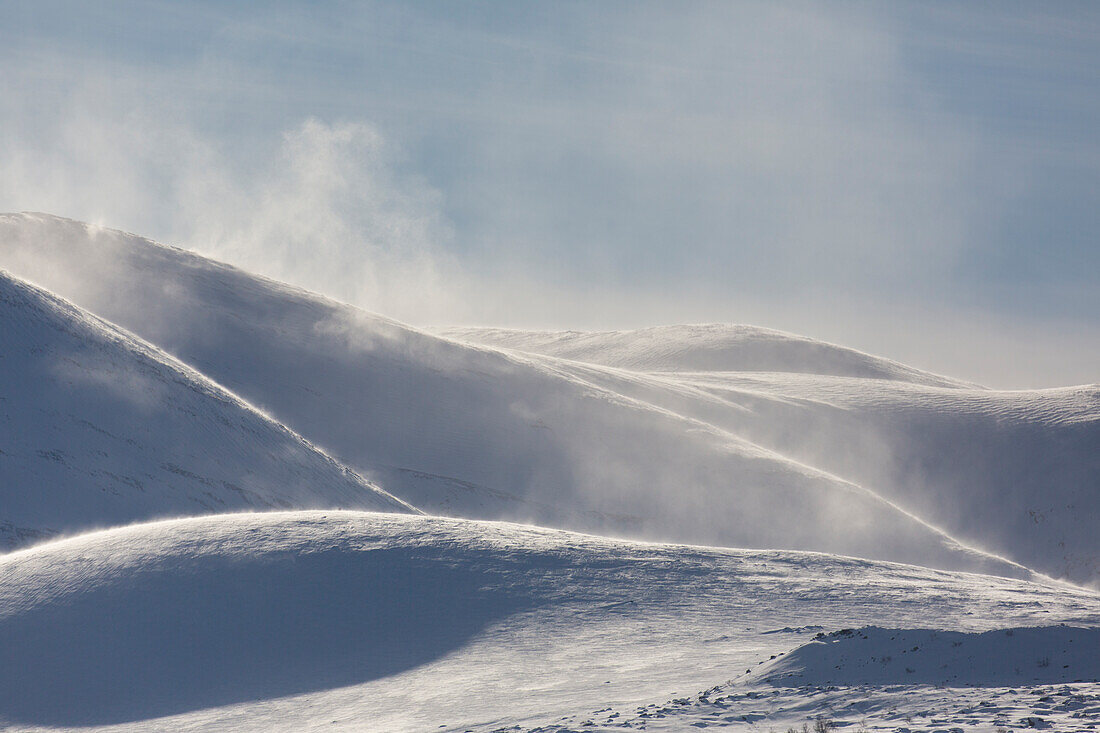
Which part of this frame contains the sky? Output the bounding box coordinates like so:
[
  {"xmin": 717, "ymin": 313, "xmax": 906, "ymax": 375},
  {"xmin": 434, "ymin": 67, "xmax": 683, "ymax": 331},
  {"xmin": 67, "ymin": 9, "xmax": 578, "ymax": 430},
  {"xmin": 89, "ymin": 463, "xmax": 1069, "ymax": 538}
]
[{"xmin": 1, "ymin": 1, "xmax": 1098, "ymax": 388}]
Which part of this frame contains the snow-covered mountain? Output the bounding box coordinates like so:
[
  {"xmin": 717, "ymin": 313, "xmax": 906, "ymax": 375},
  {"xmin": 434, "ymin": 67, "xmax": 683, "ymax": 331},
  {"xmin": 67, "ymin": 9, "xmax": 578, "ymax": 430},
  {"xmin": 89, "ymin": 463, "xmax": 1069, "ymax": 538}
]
[
  {"xmin": 446, "ymin": 326, "xmax": 1100, "ymax": 585},
  {"xmin": 0, "ymin": 511, "xmax": 1096, "ymax": 732},
  {"xmin": 0, "ymin": 213, "xmax": 1034, "ymax": 579},
  {"xmin": 0, "ymin": 213, "xmax": 1098, "ymax": 733},
  {"xmin": 0, "ymin": 270, "xmax": 413, "ymax": 549},
  {"xmin": 484, "ymin": 356, "xmax": 1100, "ymax": 587}
]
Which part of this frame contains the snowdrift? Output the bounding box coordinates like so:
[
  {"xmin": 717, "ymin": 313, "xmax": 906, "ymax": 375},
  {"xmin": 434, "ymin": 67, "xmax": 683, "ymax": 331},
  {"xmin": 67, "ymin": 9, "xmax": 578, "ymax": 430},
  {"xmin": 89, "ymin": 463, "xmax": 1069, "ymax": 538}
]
[
  {"xmin": 0, "ymin": 214, "xmax": 1037, "ymax": 580},
  {"xmin": 0, "ymin": 512, "xmax": 1097, "ymax": 731},
  {"xmin": 753, "ymin": 626, "xmax": 1100, "ymax": 687},
  {"xmin": 0, "ymin": 270, "xmax": 412, "ymax": 548}
]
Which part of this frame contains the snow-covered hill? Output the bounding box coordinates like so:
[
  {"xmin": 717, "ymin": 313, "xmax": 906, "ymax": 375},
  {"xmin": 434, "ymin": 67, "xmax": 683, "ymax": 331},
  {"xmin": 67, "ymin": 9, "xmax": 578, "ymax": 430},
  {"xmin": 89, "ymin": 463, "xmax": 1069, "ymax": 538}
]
[
  {"xmin": 0, "ymin": 270, "xmax": 413, "ymax": 548},
  {"xmin": 0, "ymin": 213, "xmax": 1032, "ymax": 579},
  {"xmin": 502, "ymin": 360, "xmax": 1100, "ymax": 587},
  {"xmin": 1, "ymin": 212, "xmax": 1098, "ymax": 732},
  {"xmin": 443, "ymin": 327, "xmax": 1100, "ymax": 585},
  {"xmin": 441, "ymin": 324, "xmax": 976, "ymax": 387},
  {"xmin": 0, "ymin": 511, "xmax": 1096, "ymax": 732}
]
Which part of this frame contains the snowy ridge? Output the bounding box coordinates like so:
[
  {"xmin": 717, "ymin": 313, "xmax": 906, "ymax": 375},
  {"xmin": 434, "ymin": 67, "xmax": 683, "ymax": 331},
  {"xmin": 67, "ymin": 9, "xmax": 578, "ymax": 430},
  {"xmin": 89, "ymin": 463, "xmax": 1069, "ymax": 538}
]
[
  {"xmin": 0, "ymin": 270, "xmax": 414, "ymax": 548},
  {"xmin": 0, "ymin": 511, "xmax": 1097, "ymax": 732},
  {"xmin": 440, "ymin": 323, "xmax": 978, "ymax": 388},
  {"xmin": 0, "ymin": 213, "xmax": 1032, "ymax": 578}
]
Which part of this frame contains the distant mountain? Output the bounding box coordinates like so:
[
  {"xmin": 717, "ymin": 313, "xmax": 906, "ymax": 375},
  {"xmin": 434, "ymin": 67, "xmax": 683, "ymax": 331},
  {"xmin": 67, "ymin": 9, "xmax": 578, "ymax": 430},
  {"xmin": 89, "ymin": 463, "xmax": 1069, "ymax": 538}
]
[
  {"xmin": 0, "ymin": 270, "xmax": 413, "ymax": 549},
  {"xmin": 441, "ymin": 324, "xmax": 975, "ymax": 387},
  {"xmin": 3, "ymin": 213, "xmax": 1094, "ymax": 585}
]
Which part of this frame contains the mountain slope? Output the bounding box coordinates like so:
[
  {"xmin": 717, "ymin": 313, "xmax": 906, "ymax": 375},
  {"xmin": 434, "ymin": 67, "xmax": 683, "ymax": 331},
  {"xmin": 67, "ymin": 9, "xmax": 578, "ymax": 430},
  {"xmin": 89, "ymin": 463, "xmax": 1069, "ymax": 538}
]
[
  {"xmin": 1, "ymin": 511, "xmax": 1097, "ymax": 732},
  {"xmin": 0, "ymin": 270, "xmax": 413, "ymax": 549},
  {"xmin": 503, "ymin": 361, "xmax": 1100, "ymax": 586},
  {"xmin": 441, "ymin": 325, "xmax": 1098, "ymax": 586},
  {"xmin": 0, "ymin": 213, "xmax": 1027, "ymax": 578},
  {"xmin": 440, "ymin": 324, "xmax": 976, "ymax": 387}
]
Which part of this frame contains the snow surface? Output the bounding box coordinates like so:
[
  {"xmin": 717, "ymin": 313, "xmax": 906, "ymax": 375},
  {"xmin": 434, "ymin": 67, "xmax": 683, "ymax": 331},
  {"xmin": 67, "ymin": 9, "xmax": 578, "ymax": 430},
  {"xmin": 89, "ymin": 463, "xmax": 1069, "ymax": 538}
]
[
  {"xmin": 752, "ymin": 625, "xmax": 1100, "ymax": 687},
  {"xmin": 544, "ymin": 676, "xmax": 1100, "ymax": 732},
  {"xmin": 0, "ymin": 270, "xmax": 413, "ymax": 548},
  {"xmin": 0, "ymin": 213, "xmax": 1067, "ymax": 581},
  {"xmin": 0, "ymin": 511, "xmax": 1097, "ymax": 732}
]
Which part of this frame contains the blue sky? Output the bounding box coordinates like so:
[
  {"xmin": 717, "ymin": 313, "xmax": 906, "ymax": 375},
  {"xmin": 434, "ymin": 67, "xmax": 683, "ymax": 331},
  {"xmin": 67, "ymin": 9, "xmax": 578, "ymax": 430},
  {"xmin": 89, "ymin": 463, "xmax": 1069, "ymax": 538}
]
[{"xmin": 2, "ymin": 1, "xmax": 1098, "ymax": 386}]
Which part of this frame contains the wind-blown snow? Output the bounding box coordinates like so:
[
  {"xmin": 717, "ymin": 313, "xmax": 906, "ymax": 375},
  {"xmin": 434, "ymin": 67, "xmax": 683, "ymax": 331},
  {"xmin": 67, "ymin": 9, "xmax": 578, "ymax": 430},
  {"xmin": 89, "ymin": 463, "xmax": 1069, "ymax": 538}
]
[
  {"xmin": 0, "ymin": 270, "xmax": 413, "ymax": 548},
  {"xmin": 498, "ymin": 357, "xmax": 1100, "ymax": 586},
  {"xmin": 444, "ymin": 326, "xmax": 1100, "ymax": 585},
  {"xmin": 1, "ymin": 511, "xmax": 1097, "ymax": 732},
  {"xmin": 440, "ymin": 324, "xmax": 977, "ymax": 388},
  {"xmin": 0, "ymin": 213, "xmax": 1034, "ymax": 579}
]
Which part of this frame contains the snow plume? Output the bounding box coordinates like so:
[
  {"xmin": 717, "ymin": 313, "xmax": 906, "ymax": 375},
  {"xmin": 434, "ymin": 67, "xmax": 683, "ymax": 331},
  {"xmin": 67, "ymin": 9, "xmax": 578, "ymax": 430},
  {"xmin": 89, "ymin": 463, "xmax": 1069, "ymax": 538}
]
[
  {"xmin": 0, "ymin": 105, "xmax": 468, "ymax": 324},
  {"xmin": 181, "ymin": 119, "xmax": 463, "ymax": 325}
]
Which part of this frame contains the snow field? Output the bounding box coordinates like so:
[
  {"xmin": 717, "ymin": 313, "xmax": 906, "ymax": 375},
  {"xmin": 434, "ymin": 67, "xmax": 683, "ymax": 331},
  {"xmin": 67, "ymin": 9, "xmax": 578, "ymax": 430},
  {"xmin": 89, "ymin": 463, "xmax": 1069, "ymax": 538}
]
[{"xmin": 0, "ymin": 511, "xmax": 1097, "ymax": 732}]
